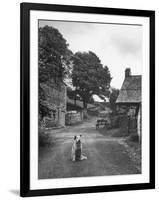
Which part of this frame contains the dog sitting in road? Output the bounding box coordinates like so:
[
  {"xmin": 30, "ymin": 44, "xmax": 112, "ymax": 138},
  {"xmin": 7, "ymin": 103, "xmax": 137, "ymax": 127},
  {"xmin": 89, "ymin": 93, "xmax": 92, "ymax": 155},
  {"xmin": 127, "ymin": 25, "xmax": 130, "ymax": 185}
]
[{"xmin": 71, "ymin": 135, "xmax": 87, "ymax": 161}]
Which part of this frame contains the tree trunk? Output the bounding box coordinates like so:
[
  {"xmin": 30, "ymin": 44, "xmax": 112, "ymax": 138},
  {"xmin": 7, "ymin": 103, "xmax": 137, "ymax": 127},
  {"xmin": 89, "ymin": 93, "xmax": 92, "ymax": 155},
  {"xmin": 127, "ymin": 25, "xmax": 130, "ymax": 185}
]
[{"xmin": 83, "ymin": 101, "xmax": 89, "ymax": 119}]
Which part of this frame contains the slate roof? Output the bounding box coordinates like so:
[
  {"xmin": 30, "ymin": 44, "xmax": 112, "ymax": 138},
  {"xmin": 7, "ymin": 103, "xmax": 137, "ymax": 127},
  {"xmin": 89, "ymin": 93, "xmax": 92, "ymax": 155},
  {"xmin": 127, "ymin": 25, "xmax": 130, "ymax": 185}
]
[{"xmin": 116, "ymin": 75, "xmax": 141, "ymax": 103}]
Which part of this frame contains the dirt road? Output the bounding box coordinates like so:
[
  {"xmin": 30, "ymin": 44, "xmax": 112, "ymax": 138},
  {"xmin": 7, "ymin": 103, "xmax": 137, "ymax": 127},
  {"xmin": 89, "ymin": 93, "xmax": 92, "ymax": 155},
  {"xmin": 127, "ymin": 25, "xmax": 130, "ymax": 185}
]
[{"xmin": 38, "ymin": 118, "xmax": 140, "ymax": 179}]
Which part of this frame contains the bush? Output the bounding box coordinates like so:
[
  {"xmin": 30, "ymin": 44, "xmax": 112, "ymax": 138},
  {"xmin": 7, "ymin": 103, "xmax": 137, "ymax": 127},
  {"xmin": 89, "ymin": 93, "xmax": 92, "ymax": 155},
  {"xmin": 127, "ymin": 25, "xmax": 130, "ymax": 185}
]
[
  {"xmin": 110, "ymin": 115, "xmax": 120, "ymax": 128},
  {"xmin": 39, "ymin": 130, "xmax": 52, "ymax": 147},
  {"xmin": 129, "ymin": 134, "xmax": 139, "ymax": 142}
]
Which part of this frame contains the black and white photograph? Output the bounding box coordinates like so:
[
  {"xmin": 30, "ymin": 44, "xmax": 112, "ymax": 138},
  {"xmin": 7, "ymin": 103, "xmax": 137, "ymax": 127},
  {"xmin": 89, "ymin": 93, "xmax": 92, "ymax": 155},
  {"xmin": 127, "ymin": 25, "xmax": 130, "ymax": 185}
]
[
  {"xmin": 20, "ymin": 3, "xmax": 155, "ymax": 197},
  {"xmin": 0, "ymin": 0, "xmax": 158, "ymax": 199},
  {"xmin": 38, "ymin": 20, "xmax": 142, "ymax": 179}
]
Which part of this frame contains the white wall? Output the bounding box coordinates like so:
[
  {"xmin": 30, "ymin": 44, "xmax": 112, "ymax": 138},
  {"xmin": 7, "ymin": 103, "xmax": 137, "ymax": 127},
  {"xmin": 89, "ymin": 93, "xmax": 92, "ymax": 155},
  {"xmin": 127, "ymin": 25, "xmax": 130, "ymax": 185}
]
[{"xmin": 0, "ymin": 0, "xmax": 158, "ymax": 199}]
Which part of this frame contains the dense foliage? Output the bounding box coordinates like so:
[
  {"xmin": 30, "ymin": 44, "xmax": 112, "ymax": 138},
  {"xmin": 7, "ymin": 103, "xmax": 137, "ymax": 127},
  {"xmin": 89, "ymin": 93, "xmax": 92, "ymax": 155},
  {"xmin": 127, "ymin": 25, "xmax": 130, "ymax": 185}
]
[
  {"xmin": 71, "ymin": 51, "xmax": 112, "ymax": 109},
  {"xmin": 39, "ymin": 25, "xmax": 72, "ymax": 83},
  {"xmin": 109, "ymin": 88, "xmax": 119, "ymax": 111},
  {"xmin": 38, "ymin": 26, "xmax": 72, "ymax": 118},
  {"xmin": 38, "ymin": 26, "xmax": 112, "ymax": 119}
]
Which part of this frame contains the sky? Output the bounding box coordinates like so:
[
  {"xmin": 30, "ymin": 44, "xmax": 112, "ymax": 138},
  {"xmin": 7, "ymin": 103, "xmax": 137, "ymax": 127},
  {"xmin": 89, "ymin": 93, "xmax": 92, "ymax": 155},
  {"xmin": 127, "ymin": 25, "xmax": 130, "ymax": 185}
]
[{"xmin": 39, "ymin": 20, "xmax": 142, "ymax": 89}]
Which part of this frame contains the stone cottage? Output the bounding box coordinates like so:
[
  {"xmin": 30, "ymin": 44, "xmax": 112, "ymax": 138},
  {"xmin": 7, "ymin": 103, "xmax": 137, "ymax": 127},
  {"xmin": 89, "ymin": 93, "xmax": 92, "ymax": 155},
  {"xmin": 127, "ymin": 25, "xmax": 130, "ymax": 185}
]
[{"xmin": 116, "ymin": 68, "xmax": 142, "ymax": 141}]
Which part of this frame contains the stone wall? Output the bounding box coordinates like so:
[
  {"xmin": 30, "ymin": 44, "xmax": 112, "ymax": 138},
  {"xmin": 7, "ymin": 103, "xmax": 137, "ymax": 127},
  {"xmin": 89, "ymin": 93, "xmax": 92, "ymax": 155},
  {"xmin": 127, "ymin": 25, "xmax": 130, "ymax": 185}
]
[
  {"xmin": 116, "ymin": 104, "xmax": 141, "ymax": 138},
  {"xmin": 65, "ymin": 111, "xmax": 83, "ymax": 125},
  {"xmin": 118, "ymin": 114, "xmax": 129, "ymax": 135},
  {"xmin": 40, "ymin": 81, "xmax": 66, "ymax": 127}
]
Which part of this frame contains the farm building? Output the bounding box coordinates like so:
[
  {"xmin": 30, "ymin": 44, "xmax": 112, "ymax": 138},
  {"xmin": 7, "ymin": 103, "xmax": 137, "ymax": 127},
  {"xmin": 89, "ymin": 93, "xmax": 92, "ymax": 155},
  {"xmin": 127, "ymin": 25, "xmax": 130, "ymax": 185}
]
[{"xmin": 116, "ymin": 68, "xmax": 142, "ymax": 141}]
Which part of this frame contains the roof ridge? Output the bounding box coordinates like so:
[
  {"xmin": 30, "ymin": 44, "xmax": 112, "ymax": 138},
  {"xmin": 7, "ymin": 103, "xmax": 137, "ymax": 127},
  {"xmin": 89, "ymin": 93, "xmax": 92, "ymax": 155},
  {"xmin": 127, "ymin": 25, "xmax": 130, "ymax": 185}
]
[{"xmin": 126, "ymin": 75, "xmax": 141, "ymax": 78}]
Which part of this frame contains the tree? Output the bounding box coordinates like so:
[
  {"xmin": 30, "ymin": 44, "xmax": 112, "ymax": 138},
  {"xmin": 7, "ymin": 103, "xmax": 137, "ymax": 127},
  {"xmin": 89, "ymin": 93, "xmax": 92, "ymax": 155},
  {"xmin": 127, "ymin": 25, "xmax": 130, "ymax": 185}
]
[
  {"xmin": 39, "ymin": 25, "xmax": 72, "ymax": 83},
  {"xmin": 38, "ymin": 26, "xmax": 72, "ymax": 117},
  {"xmin": 67, "ymin": 86, "xmax": 78, "ymax": 100},
  {"xmin": 109, "ymin": 88, "xmax": 119, "ymax": 111},
  {"xmin": 71, "ymin": 51, "xmax": 111, "ymax": 113}
]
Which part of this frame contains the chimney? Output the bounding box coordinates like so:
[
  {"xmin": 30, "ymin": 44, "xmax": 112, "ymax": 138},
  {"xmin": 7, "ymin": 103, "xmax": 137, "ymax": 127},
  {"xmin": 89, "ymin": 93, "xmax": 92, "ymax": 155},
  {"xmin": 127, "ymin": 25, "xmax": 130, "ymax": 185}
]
[{"xmin": 125, "ymin": 68, "xmax": 131, "ymax": 78}]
